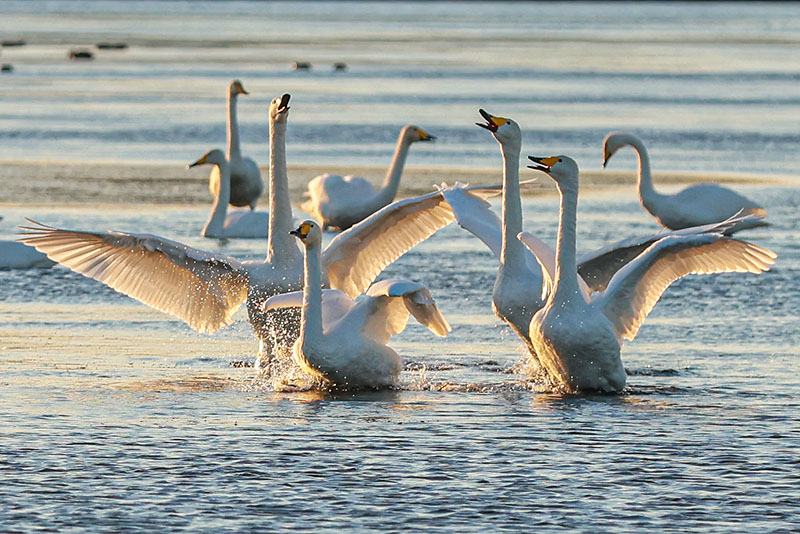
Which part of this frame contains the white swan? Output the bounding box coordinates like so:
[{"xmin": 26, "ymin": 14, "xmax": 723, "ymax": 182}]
[
  {"xmin": 602, "ymin": 132, "xmax": 768, "ymax": 234},
  {"xmin": 525, "ymin": 154, "xmax": 776, "ymax": 392},
  {"xmin": 263, "ymin": 220, "xmax": 451, "ymax": 389},
  {"xmin": 207, "ymin": 79, "xmax": 264, "ymax": 209},
  {"xmin": 300, "ymin": 125, "xmax": 436, "ymax": 230},
  {"xmin": 188, "ymin": 148, "xmax": 269, "ymax": 239},
  {"xmin": 18, "ymin": 94, "xmax": 456, "ymax": 357},
  {"xmin": 0, "ymin": 239, "xmax": 54, "ymax": 269}
]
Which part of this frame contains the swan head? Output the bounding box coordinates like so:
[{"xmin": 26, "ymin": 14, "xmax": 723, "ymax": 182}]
[
  {"xmin": 269, "ymin": 93, "xmax": 291, "ymax": 123},
  {"xmin": 187, "ymin": 148, "xmax": 226, "ymax": 169},
  {"xmin": 290, "ymin": 220, "xmax": 323, "ymax": 248},
  {"xmin": 602, "ymin": 131, "xmax": 632, "ymax": 167},
  {"xmin": 229, "ymin": 79, "xmax": 249, "ymax": 97},
  {"xmin": 476, "ymin": 109, "xmax": 521, "ymax": 147},
  {"xmin": 527, "ymin": 155, "xmax": 579, "ymax": 188},
  {"xmin": 403, "ymin": 125, "xmax": 436, "ymax": 143}
]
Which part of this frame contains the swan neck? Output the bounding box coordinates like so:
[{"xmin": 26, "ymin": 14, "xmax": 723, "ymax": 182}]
[
  {"xmin": 267, "ymin": 120, "xmax": 299, "ymax": 262},
  {"xmin": 376, "ymin": 130, "xmax": 412, "ymax": 205},
  {"xmin": 203, "ymin": 161, "xmax": 229, "ymax": 237},
  {"xmin": 500, "ymin": 142, "xmax": 524, "ymax": 268},
  {"xmin": 628, "ymin": 136, "xmax": 661, "ymax": 207},
  {"xmin": 553, "ymin": 181, "xmax": 581, "ymax": 298},
  {"xmin": 227, "ymin": 94, "xmax": 241, "ymax": 159},
  {"xmin": 302, "ymin": 244, "xmax": 324, "ymax": 341}
]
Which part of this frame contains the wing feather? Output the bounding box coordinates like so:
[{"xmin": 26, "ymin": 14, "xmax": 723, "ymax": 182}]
[
  {"xmin": 18, "ymin": 220, "xmax": 249, "ymax": 333},
  {"xmin": 592, "ymin": 234, "xmax": 776, "ymax": 342}
]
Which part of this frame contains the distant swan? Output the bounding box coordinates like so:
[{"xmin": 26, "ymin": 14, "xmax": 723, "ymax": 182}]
[
  {"xmin": 602, "ymin": 132, "xmax": 768, "ymax": 234},
  {"xmin": 207, "ymin": 79, "xmax": 264, "ymax": 209},
  {"xmin": 526, "ymin": 154, "xmax": 776, "ymax": 392},
  {"xmin": 0, "ymin": 239, "xmax": 54, "ymax": 269},
  {"xmin": 188, "ymin": 148, "xmax": 269, "ymax": 238},
  {"xmin": 300, "ymin": 125, "xmax": 436, "ymax": 230},
  {"xmin": 19, "ymin": 94, "xmax": 457, "ymax": 358},
  {"xmin": 264, "ymin": 220, "xmax": 450, "ymax": 389}
]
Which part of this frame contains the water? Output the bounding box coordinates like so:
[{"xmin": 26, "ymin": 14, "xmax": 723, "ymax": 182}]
[{"xmin": 1, "ymin": 2, "xmax": 800, "ymax": 532}]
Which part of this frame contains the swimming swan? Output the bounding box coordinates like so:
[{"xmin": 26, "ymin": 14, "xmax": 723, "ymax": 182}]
[
  {"xmin": 18, "ymin": 95, "xmax": 457, "ymax": 355},
  {"xmin": 263, "ymin": 220, "xmax": 451, "ymax": 389},
  {"xmin": 300, "ymin": 125, "xmax": 436, "ymax": 230},
  {"xmin": 207, "ymin": 79, "xmax": 264, "ymax": 209},
  {"xmin": 526, "ymin": 154, "xmax": 776, "ymax": 392},
  {"xmin": 602, "ymin": 132, "xmax": 768, "ymax": 234},
  {"xmin": 188, "ymin": 148, "xmax": 269, "ymax": 239}
]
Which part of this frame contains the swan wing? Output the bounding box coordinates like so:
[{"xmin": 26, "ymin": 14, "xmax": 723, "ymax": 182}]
[
  {"xmin": 321, "ymin": 190, "xmax": 455, "ymax": 298},
  {"xmin": 592, "ymin": 234, "xmax": 776, "ymax": 342},
  {"xmin": 577, "ymin": 213, "xmax": 765, "ymax": 292},
  {"xmin": 263, "ymin": 288, "xmax": 355, "ymax": 331},
  {"xmin": 17, "ymin": 219, "xmax": 249, "ymax": 333}
]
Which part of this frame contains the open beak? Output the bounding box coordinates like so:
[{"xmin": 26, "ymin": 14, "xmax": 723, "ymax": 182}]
[
  {"xmin": 289, "ymin": 221, "xmax": 311, "ymax": 239},
  {"xmin": 527, "ymin": 155, "xmax": 558, "ymax": 174},
  {"xmin": 476, "ymin": 109, "xmax": 507, "ymax": 133},
  {"xmin": 278, "ymin": 93, "xmax": 291, "ymax": 112}
]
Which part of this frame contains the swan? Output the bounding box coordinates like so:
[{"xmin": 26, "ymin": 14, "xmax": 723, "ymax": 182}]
[
  {"xmin": 207, "ymin": 79, "xmax": 264, "ymax": 209},
  {"xmin": 300, "ymin": 125, "xmax": 436, "ymax": 230},
  {"xmin": 263, "ymin": 220, "xmax": 451, "ymax": 389},
  {"xmin": 602, "ymin": 132, "xmax": 768, "ymax": 234},
  {"xmin": 18, "ymin": 94, "xmax": 457, "ymax": 357},
  {"xmin": 0, "ymin": 239, "xmax": 54, "ymax": 269},
  {"xmin": 188, "ymin": 149, "xmax": 269, "ymax": 239},
  {"xmin": 525, "ymin": 154, "xmax": 776, "ymax": 392}
]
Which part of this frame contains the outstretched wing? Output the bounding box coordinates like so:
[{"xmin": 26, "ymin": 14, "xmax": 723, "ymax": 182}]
[
  {"xmin": 352, "ymin": 279, "xmax": 451, "ymax": 344},
  {"xmin": 577, "ymin": 214, "xmax": 765, "ymax": 292},
  {"xmin": 321, "ymin": 190, "xmax": 455, "ymax": 298},
  {"xmin": 592, "ymin": 234, "xmax": 776, "ymax": 342},
  {"xmin": 18, "ymin": 220, "xmax": 249, "ymax": 333},
  {"xmin": 263, "ymin": 288, "xmax": 355, "ymax": 331}
]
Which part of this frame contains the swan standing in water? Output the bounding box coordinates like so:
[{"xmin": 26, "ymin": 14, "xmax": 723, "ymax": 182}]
[
  {"xmin": 19, "ymin": 94, "xmax": 457, "ymax": 358},
  {"xmin": 207, "ymin": 79, "xmax": 264, "ymax": 209},
  {"xmin": 526, "ymin": 154, "xmax": 776, "ymax": 392},
  {"xmin": 300, "ymin": 125, "xmax": 436, "ymax": 230},
  {"xmin": 263, "ymin": 220, "xmax": 451, "ymax": 389},
  {"xmin": 188, "ymin": 149, "xmax": 269, "ymax": 239},
  {"xmin": 602, "ymin": 132, "xmax": 768, "ymax": 234}
]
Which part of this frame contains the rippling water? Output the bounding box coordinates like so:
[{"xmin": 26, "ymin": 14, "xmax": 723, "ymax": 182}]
[{"xmin": 2, "ymin": 1, "xmax": 800, "ymax": 532}]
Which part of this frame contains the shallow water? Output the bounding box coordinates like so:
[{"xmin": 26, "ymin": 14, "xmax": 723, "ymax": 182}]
[
  {"xmin": 2, "ymin": 183, "xmax": 799, "ymax": 532},
  {"xmin": 2, "ymin": 1, "xmax": 800, "ymax": 532}
]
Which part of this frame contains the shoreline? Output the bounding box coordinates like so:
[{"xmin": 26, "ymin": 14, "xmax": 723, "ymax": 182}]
[{"xmin": 0, "ymin": 160, "xmax": 793, "ymax": 206}]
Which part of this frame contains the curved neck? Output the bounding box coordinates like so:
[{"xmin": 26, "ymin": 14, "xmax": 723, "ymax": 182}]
[
  {"xmin": 266, "ymin": 119, "xmax": 299, "ymax": 263},
  {"xmin": 500, "ymin": 141, "xmax": 525, "ymax": 269},
  {"xmin": 227, "ymin": 94, "xmax": 241, "ymax": 159},
  {"xmin": 203, "ymin": 161, "xmax": 229, "ymax": 237},
  {"xmin": 375, "ymin": 131, "xmax": 412, "ymax": 206},
  {"xmin": 625, "ymin": 135, "xmax": 661, "ymax": 208},
  {"xmin": 301, "ymin": 243, "xmax": 324, "ymax": 341},
  {"xmin": 553, "ymin": 181, "xmax": 581, "ymax": 299}
]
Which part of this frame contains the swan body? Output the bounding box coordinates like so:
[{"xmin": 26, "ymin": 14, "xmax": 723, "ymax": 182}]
[
  {"xmin": 208, "ymin": 79, "xmax": 264, "ymax": 209},
  {"xmin": 189, "ymin": 149, "xmax": 269, "ymax": 238},
  {"xmin": 603, "ymin": 132, "xmax": 768, "ymax": 234},
  {"xmin": 0, "ymin": 240, "xmax": 54, "ymax": 269},
  {"xmin": 18, "ymin": 95, "xmax": 459, "ymax": 357},
  {"xmin": 300, "ymin": 125, "xmax": 436, "ymax": 230},
  {"xmin": 264, "ymin": 221, "xmax": 450, "ymax": 389},
  {"xmin": 526, "ymin": 155, "xmax": 776, "ymax": 392}
]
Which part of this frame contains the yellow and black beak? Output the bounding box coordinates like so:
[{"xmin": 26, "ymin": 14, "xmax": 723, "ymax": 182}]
[
  {"xmin": 234, "ymin": 81, "xmax": 249, "ymax": 95},
  {"xmin": 277, "ymin": 93, "xmax": 291, "ymax": 112},
  {"xmin": 187, "ymin": 154, "xmax": 207, "ymax": 169},
  {"xmin": 290, "ymin": 222, "xmax": 312, "ymax": 239},
  {"xmin": 418, "ymin": 129, "xmax": 436, "ymax": 142},
  {"xmin": 527, "ymin": 156, "xmax": 560, "ymax": 173},
  {"xmin": 602, "ymin": 149, "xmax": 611, "ymax": 168},
  {"xmin": 476, "ymin": 109, "xmax": 508, "ymax": 133}
]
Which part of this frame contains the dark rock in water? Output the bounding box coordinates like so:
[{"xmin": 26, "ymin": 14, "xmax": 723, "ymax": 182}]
[
  {"xmin": 68, "ymin": 49, "xmax": 94, "ymax": 60},
  {"xmin": 1, "ymin": 39, "xmax": 26, "ymax": 47},
  {"xmin": 333, "ymin": 62, "xmax": 348, "ymax": 72},
  {"xmin": 96, "ymin": 42, "xmax": 129, "ymax": 50},
  {"xmin": 1, "ymin": 64, "xmax": 13, "ymax": 73},
  {"xmin": 292, "ymin": 61, "xmax": 311, "ymax": 71}
]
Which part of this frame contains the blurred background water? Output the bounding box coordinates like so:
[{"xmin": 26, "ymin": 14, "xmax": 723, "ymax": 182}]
[{"xmin": 1, "ymin": 2, "xmax": 799, "ymax": 532}]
